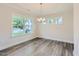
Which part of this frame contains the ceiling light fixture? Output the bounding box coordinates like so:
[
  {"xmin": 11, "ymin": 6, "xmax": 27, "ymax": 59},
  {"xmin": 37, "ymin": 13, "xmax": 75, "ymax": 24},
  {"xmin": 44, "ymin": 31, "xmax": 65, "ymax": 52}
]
[{"xmin": 37, "ymin": 3, "xmax": 46, "ymax": 24}]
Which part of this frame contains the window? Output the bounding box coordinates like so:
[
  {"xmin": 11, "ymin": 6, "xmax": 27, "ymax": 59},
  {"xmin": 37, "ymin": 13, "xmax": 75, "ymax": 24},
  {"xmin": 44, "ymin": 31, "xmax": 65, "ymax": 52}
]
[
  {"xmin": 37, "ymin": 16, "xmax": 63, "ymax": 24},
  {"xmin": 12, "ymin": 15, "xmax": 32, "ymax": 37},
  {"xmin": 47, "ymin": 17, "xmax": 54, "ymax": 24},
  {"xmin": 55, "ymin": 16, "xmax": 63, "ymax": 24},
  {"xmin": 24, "ymin": 19, "xmax": 32, "ymax": 33},
  {"xmin": 58, "ymin": 17, "xmax": 63, "ymax": 24}
]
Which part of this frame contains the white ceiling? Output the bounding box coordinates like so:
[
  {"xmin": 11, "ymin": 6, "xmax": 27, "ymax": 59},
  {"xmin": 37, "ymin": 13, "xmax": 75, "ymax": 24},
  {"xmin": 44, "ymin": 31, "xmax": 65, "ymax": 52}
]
[{"xmin": 5, "ymin": 3, "xmax": 73, "ymax": 16}]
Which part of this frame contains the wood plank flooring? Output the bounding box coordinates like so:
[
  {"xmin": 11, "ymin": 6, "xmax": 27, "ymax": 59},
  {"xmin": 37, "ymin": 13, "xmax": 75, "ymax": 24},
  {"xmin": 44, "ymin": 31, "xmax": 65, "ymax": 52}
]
[{"xmin": 0, "ymin": 38, "xmax": 74, "ymax": 56}]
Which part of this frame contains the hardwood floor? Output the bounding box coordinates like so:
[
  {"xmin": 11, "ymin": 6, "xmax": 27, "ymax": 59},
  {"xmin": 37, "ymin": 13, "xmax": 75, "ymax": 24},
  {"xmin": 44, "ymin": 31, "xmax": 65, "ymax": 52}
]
[{"xmin": 0, "ymin": 38, "xmax": 74, "ymax": 56}]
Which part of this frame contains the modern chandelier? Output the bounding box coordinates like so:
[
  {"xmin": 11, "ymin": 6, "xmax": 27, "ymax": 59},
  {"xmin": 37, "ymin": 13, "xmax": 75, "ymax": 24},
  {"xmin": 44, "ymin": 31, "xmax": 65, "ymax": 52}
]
[{"xmin": 37, "ymin": 3, "xmax": 46, "ymax": 24}]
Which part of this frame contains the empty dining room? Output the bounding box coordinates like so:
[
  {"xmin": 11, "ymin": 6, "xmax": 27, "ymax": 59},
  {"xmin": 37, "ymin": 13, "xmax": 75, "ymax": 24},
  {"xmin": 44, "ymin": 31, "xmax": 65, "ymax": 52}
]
[{"xmin": 0, "ymin": 3, "xmax": 79, "ymax": 56}]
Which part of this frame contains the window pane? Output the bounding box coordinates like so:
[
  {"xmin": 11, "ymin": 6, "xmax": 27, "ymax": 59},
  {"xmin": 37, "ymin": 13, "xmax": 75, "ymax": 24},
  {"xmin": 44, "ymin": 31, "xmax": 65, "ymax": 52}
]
[
  {"xmin": 55, "ymin": 16, "xmax": 63, "ymax": 24},
  {"xmin": 58, "ymin": 17, "xmax": 63, "ymax": 24},
  {"xmin": 12, "ymin": 16, "xmax": 32, "ymax": 37}
]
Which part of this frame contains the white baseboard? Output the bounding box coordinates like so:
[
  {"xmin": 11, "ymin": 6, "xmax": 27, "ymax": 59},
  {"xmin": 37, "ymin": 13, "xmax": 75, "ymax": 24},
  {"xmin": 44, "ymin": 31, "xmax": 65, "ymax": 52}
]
[{"xmin": 38, "ymin": 36, "xmax": 73, "ymax": 44}]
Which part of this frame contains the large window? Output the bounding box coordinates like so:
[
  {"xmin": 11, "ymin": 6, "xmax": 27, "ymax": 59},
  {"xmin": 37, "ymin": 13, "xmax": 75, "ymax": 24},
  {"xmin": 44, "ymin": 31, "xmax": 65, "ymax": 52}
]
[{"xmin": 12, "ymin": 15, "xmax": 32, "ymax": 37}]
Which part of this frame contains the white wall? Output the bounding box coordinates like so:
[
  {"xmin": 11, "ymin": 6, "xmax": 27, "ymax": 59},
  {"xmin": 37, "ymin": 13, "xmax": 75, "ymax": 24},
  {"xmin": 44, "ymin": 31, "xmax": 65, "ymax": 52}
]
[
  {"xmin": 0, "ymin": 4, "xmax": 37, "ymax": 50},
  {"xmin": 38, "ymin": 11, "xmax": 73, "ymax": 43},
  {"xmin": 0, "ymin": 4, "xmax": 74, "ymax": 51},
  {"xmin": 73, "ymin": 4, "xmax": 79, "ymax": 56}
]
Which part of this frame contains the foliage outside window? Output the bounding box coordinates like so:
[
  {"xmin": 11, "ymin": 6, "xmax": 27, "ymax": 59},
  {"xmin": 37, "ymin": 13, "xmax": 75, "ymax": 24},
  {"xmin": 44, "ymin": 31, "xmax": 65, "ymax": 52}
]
[{"xmin": 12, "ymin": 16, "xmax": 32, "ymax": 37}]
